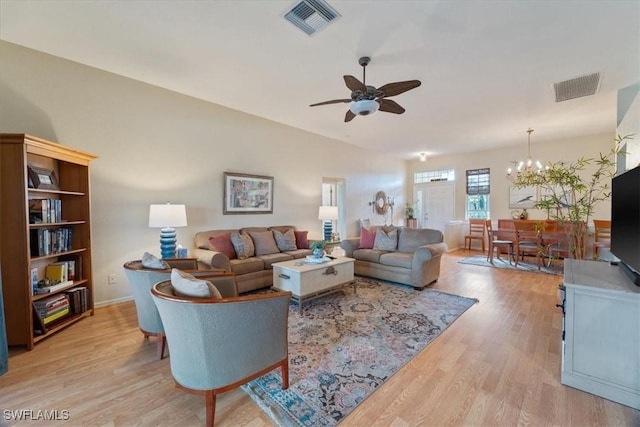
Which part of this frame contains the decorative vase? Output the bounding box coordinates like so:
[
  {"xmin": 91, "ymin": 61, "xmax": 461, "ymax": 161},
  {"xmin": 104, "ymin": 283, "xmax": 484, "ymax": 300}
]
[{"xmin": 313, "ymin": 248, "xmax": 324, "ymax": 258}]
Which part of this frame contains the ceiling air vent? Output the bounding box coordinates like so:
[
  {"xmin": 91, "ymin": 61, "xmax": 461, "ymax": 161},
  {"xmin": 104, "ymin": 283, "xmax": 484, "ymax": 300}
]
[
  {"xmin": 284, "ymin": 0, "xmax": 341, "ymax": 36},
  {"xmin": 553, "ymin": 72, "xmax": 602, "ymax": 102}
]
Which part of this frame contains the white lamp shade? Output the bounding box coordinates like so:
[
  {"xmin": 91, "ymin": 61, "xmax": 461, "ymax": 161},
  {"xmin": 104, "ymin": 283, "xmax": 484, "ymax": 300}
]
[
  {"xmin": 349, "ymin": 99, "xmax": 379, "ymax": 116},
  {"xmin": 318, "ymin": 206, "xmax": 339, "ymax": 220},
  {"xmin": 148, "ymin": 204, "xmax": 188, "ymax": 228}
]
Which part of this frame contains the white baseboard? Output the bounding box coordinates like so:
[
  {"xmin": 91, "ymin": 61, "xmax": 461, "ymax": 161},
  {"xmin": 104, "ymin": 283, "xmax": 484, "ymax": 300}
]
[{"xmin": 95, "ymin": 295, "xmax": 133, "ymax": 308}]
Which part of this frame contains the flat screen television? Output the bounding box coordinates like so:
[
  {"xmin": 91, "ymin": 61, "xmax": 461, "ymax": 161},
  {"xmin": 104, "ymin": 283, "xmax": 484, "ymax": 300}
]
[{"xmin": 610, "ymin": 164, "xmax": 640, "ymax": 286}]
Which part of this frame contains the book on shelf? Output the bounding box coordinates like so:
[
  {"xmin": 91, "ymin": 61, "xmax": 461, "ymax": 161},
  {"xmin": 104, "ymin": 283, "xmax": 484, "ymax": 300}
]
[
  {"xmin": 32, "ymin": 302, "xmax": 47, "ymax": 335},
  {"xmin": 46, "ymin": 263, "xmax": 67, "ymax": 283},
  {"xmin": 34, "ymin": 280, "xmax": 73, "ymax": 295},
  {"xmin": 31, "ymin": 267, "xmax": 39, "ymax": 296},
  {"xmin": 30, "ymin": 227, "xmax": 73, "ymax": 257},
  {"xmin": 28, "ymin": 198, "xmax": 62, "ymax": 224},
  {"xmin": 65, "ymin": 287, "xmax": 89, "ymax": 314},
  {"xmin": 43, "ymin": 306, "xmax": 70, "ymax": 324}
]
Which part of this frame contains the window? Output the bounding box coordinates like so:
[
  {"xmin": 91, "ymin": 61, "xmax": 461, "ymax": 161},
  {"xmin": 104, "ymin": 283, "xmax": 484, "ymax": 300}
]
[
  {"xmin": 466, "ymin": 168, "xmax": 490, "ymax": 219},
  {"xmin": 414, "ymin": 169, "xmax": 455, "ymax": 184}
]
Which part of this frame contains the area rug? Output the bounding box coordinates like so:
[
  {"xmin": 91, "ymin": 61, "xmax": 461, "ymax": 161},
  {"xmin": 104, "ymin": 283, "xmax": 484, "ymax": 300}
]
[
  {"xmin": 459, "ymin": 254, "xmax": 563, "ymax": 275},
  {"xmin": 242, "ymin": 277, "xmax": 477, "ymax": 426}
]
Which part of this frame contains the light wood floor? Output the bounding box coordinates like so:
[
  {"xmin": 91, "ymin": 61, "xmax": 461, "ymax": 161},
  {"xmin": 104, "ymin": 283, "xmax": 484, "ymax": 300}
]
[{"xmin": 2, "ymin": 250, "xmax": 638, "ymax": 426}]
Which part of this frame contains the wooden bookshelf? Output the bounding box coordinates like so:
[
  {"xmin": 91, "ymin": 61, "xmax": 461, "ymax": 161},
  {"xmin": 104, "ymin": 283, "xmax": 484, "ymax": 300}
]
[{"xmin": 1, "ymin": 134, "xmax": 97, "ymax": 349}]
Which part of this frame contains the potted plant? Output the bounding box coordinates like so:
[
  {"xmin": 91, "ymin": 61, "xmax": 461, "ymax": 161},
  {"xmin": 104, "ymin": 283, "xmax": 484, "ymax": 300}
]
[
  {"xmin": 404, "ymin": 202, "xmax": 415, "ymax": 219},
  {"xmin": 309, "ymin": 240, "xmax": 326, "ymax": 258},
  {"xmin": 508, "ymin": 134, "xmax": 630, "ymax": 260}
]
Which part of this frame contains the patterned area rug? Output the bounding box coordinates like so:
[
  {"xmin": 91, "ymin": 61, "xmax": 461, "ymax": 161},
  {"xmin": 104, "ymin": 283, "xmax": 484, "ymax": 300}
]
[
  {"xmin": 242, "ymin": 277, "xmax": 477, "ymax": 426},
  {"xmin": 459, "ymin": 254, "xmax": 563, "ymax": 275}
]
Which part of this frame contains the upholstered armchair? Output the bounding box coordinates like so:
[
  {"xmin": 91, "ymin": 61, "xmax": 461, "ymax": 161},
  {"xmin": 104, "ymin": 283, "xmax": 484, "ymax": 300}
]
[
  {"xmin": 123, "ymin": 260, "xmax": 229, "ymax": 359},
  {"xmin": 151, "ymin": 280, "xmax": 291, "ymax": 426}
]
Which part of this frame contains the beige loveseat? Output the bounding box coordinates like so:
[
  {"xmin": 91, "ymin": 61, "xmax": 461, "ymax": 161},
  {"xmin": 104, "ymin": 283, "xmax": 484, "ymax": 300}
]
[
  {"xmin": 192, "ymin": 226, "xmax": 312, "ymax": 293},
  {"xmin": 340, "ymin": 226, "xmax": 447, "ymax": 289}
]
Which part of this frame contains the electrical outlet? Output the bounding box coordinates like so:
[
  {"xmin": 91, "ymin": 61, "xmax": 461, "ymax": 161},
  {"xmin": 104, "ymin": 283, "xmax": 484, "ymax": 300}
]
[{"xmin": 107, "ymin": 274, "xmax": 116, "ymax": 285}]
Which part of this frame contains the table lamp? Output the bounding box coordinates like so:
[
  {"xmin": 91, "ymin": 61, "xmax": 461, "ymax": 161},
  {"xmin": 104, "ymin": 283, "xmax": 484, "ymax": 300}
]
[
  {"xmin": 148, "ymin": 203, "xmax": 187, "ymax": 259},
  {"xmin": 318, "ymin": 206, "xmax": 339, "ymax": 241}
]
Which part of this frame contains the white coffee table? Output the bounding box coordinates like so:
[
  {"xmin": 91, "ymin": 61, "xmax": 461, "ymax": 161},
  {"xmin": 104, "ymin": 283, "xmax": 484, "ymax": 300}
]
[{"xmin": 272, "ymin": 257, "xmax": 355, "ymax": 313}]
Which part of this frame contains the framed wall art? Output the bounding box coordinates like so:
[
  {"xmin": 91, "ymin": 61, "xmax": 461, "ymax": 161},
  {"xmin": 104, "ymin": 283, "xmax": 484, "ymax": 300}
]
[
  {"xmin": 27, "ymin": 165, "xmax": 59, "ymax": 190},
  {"xmin": 223, "ymin": 172, "xmax": 273, "ymax": 214},
  {"xmin": 508, "ymin": 186, "xmax": 537, "ymax": 209}
]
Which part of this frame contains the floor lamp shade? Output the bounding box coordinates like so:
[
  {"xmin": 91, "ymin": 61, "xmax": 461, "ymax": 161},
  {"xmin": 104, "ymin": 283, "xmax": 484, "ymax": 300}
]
[
  {"xmin": 148, "ymin": 204, "xmax": 187, "ymax": 259},
  {"xmin": 318, "ymin": 206, "xmax": 339, "ymax": 241}
]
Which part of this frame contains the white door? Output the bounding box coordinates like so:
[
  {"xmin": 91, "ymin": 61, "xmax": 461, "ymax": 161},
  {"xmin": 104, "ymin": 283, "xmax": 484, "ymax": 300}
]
[{"xmin": 414, "ymin": 181, "xmax": 455, "ymax": 232}]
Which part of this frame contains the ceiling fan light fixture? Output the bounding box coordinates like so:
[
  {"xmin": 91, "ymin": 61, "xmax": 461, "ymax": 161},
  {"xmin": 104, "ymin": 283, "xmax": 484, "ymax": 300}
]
[{"xmin": 350, "ymin": 99, "xmax": 379, "ymax": 116}]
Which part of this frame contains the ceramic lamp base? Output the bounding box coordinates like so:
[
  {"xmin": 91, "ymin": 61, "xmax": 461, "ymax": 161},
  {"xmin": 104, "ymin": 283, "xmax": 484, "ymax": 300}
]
[
  {"xmin": 323, "ymin": 221, "xmax": 332, "ymax": 241},
  {"xmin": 159, "ymin": 227, "xmax": 177, "ymax": 259}
]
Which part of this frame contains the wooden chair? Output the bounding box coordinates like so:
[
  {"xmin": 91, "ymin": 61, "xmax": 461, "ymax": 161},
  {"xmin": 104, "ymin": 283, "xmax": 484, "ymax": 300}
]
[
  {"xmin": 123, "ymin": 260, "xmax": 228, "ymax": 359},
  {"xmin": 593, "ymin": 219, "xmax": 612, "ymax": 259},
  {"xmin": 485, "ymin": 219, "xmax": 514, "ymax": 264},
  {"xmin": 151, "ymin": 279, "xmax": 291, "ymax": 426},
  {"xmin": 513, "ymin": 220, "xmax": 542, "ymax": 269},
  {"xmin": 464, "ymin": 219, "xmax": 486, "ymax": 252}
]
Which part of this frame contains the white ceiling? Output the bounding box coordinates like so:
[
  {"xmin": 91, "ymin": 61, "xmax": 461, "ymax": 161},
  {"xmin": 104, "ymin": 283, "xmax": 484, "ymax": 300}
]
[{"xmin": 1, "ymin": 1, "xmax": 638, "ymax": 159}]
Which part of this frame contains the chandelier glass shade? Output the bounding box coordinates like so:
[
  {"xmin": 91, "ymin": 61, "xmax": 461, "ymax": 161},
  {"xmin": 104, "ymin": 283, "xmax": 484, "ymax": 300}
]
[{"xmin": 507, "ymin": 128, "xmax": 545, "ymax": 176}]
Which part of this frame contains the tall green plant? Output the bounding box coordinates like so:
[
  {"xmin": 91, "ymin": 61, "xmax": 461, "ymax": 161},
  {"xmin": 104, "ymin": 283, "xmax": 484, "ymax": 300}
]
[{"xmin": 508, "ymin": 134, "xmax": 631, "ymax": 259}]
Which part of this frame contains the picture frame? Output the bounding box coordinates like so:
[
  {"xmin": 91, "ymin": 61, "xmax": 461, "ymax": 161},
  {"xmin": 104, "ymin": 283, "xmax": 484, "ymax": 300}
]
[
  {"xmin": 223, "ymin": 172, "xmax": 273, "ymax": 214},
  {"xmin": 27, "ymin": 165, "xmax": 59, "ymax": 190},
  {"xmin": 508, "ymin": 186, "xmax": 537, "ymax": 209}
]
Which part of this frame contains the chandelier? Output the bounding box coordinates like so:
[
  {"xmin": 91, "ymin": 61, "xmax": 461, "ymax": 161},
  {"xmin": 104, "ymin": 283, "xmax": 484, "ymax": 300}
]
[{"xmin": 507, "ymin": 128, "xmax": 544, "ymax": 176}]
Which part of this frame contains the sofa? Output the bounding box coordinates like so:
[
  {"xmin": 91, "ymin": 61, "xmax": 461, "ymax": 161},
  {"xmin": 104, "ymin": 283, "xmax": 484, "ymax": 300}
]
[
  {"xmin": 192, "ymin": 226, "xmax": 312, "ymax": 293},
  {"xmin": 340, "ymin": 225, "xmax": 447, "ymax": 289}
]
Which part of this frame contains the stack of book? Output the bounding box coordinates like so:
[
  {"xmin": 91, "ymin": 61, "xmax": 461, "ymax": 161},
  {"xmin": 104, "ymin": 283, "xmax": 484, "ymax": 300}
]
[
  {"xmin": 28, "ymin": 198, "xmax": 62, "ymax": 224},
  {"xmin": 64, "ymin": 287, "xmax": 89, "ymax": 314},
  {"xmin": 33, "ymin": 294, "xmax": 70, "ymax": 325},
  {"xmin": 29, "ymin": 227, "xmax": 73, "ymax": 257}
]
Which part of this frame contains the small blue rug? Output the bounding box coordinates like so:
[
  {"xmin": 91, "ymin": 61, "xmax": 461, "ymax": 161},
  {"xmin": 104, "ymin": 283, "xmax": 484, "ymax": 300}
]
[
  {"xmin": 242, "ymin": 277, "xmax": 477, "ymax": 426},
  {"xmin": 459, "ymin": 254, "xmax": 563, "ymax": 275}
]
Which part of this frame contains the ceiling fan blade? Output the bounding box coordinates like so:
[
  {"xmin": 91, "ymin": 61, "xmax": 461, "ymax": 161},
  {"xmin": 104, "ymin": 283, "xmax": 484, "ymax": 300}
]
[
  {"xmin": 310, "ymin": 99, "xmax": 352, "ymax": 107},
  {"xmin": 344, "ymin": 110, "xmax": 356, "ymax": 122},
  {"xmin": 378, "ymin": 98, "xmax": 405, "ymax": 114},
  {"xmin": 344, "ymin": 75, "xmax": 366, "ymax": 92},
  {"xmin": 377, "ymin": 80, "xmax": 422, "ymax": 97}
]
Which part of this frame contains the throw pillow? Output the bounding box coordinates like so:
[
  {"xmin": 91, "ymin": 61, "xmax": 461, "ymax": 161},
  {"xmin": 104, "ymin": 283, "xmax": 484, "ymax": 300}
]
[
  {"xmin": 141, "ymin": 252, "xmax": 170, "ymax": 269},
  {"xmin": 230, "ymin": 231, "xmax": 255, "ymax": 259},
  {"xmin": 358, "ymin": 226, "xmax": 376, "ymax": 249},
  {"xmin": 208, "ymin": 233, "xmax": 236, "ymax": 259},
  {"xmin": 170, "ymin": 269, "xmax": 222, "ymax": 298},
  {"xmin": 273, "ymin": 228, "xmax": 297, "ymax": 251},
  {"xmin": 294, "ymin": 230, "xmax": 310, "ymax": 249},
  {"xmin": 373, "ymin": 228, "xmax": 398, "ymax": 251},
  {"xmin": 248, "ymin": 230, "xmax": 281, "ymax": 256}
]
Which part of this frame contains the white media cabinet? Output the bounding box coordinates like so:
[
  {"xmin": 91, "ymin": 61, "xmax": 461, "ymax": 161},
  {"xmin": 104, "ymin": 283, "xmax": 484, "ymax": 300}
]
[{"xmin": 562, "ymin": 259, "xmax": 640, "ymax": 410}]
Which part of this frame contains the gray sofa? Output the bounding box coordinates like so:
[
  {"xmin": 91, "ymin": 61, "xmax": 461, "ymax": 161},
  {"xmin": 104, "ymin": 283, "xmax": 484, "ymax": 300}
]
[
  {"xmin": 340, "ymin": 226, "xmax": 447, "ymax": 289},
  {"xmin": 192, "ymin": 226, "xmax": 312, "ymax": 293}
]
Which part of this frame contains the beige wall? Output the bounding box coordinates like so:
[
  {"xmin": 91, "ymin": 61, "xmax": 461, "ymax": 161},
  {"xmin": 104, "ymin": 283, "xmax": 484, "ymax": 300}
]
[
  {"xmin": 407, "ymin": 132, "xmax": 617, "ymax": 222},
  {"xmin": 0, "ymin": 42, "xmax": 409, "ymax": 305},
  {"xmin": 0, "ymin": 41, "xmax": 621, "ymax": 305}
]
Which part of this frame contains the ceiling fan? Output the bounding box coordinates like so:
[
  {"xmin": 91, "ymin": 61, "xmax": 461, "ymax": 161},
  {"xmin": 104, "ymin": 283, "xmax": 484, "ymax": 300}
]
[{"xmin": 309, "ymin": 56, "xmax": 421, "ymax": 122}]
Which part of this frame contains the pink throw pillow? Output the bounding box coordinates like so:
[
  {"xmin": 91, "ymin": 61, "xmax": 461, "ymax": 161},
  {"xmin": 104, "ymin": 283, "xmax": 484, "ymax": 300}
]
[
  {"xmin": 359, "ymin": 226, "xmax": 376, "ymax": 249},
  {"xmin": 294, "ymin": 230, "xmax": 309, "ymax": 249},
  {"xmin": 208, "ymin": 233, "xmax": 236, "ymax": 259}
]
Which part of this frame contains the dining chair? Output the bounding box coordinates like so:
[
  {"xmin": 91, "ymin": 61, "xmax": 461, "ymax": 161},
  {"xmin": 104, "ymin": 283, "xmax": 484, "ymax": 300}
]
[
  {"xmin": 513, "ymin": 220, "xmax": 542, "ymax": 269},
  {"xmin": 544, "ymin": 221, "xmax": 586, "ymax": 266},
  {"xmin": 592, "ymin": 219, "xmax": 612, "ymax": 259},
  {"xmin": 485, "ymin": 219, "xmax": 514, "ymax": 264},
  {"xmin": 123, "ymin": 260, "xmax": 228, "ymax": 359},
  {"xmin": 151, "ymin": 279, "xmax": 291, "ymax": 426},
  {"xmin": 464, "ymin": 218, "xmax": 486, "ymax": 252}
]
